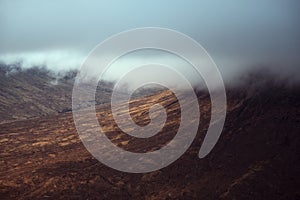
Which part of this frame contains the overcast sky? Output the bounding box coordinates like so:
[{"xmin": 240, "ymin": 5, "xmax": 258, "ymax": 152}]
[{"xmin": 0, "ymin": 0, "xmax": 299, "ymax": 83}]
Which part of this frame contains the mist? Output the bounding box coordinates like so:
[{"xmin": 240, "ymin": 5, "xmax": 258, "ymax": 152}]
[{"xmin": 1, "ymin": 0, "xmax": 299, "ymax": 87}]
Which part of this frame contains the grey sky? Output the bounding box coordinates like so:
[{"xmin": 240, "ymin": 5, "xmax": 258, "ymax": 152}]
[{"xmin": 0, "ymin": 0, "xmax": 299, "ymax": 82}]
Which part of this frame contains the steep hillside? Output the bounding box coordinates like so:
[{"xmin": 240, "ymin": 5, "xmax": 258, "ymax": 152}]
[{"xmin": 0, "ymin": 77, "xmax": 299, "ymax": 199}]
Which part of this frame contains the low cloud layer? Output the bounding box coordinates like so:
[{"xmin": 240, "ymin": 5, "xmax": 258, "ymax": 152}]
[{"xmin": 1, "ymin": 0, "xmax": 299, "ymax": 86}]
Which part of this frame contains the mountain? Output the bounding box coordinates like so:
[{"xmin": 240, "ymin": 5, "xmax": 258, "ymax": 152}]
[
  {"xmin": 0, "ymin": 63, "xmax": 164, "ymax": 124},
  {"xmin": 0, "ymin": 63, "xmax": 114, "ymax": 124},
  {"xmin": 0, "ymin": 66, "xmax": 299, "ymax": 199}
]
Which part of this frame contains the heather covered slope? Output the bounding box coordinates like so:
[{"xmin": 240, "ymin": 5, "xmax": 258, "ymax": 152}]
[
  {"xmin": 0, "ymin": 63, "xmax": 163, "ymax": 124},
  {"xmin": 0, "ymin": 78, "xmax": 299, "ymax": 199},
  {"xmin": 0, "ymin": 64, "xmax": 74, "ymax": 123},
  {"xmin": 0, "ymin": 63, "xmax": 114, "ymax": 123}
]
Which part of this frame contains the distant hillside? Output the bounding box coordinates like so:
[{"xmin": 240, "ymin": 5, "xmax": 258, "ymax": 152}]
[
  {"xmin": 0, "ymin": 63, "xmax": 173, "ymax": 124},
  {"xmin": 0, "ymin": 63, "xmax": 114, "ymax": 123}
]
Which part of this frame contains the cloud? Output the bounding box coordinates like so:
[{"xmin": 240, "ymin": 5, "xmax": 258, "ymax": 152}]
[
  {"xmin": 0, "ymin": 0, "xmax": 299, "ymax": 86},
  {"xmin": 0, "ymin": 50, "xmax": 85, "ymax": 70}
]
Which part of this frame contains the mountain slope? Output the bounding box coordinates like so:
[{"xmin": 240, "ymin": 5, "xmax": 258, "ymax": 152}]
[
  {"xmin": 0, "ymin": 79, "xmax": 299, "ymax": 199},
  {"xmin": 0, "ymin": 63, "xmax": 114, "ymax": 123}
]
